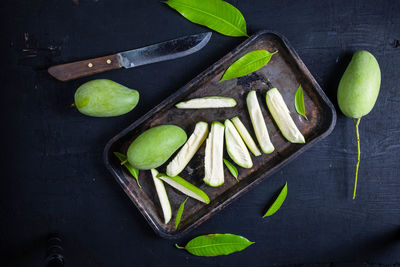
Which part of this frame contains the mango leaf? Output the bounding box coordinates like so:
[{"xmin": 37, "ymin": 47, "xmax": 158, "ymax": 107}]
[
  {"xmin": 164, "ymin": 0, "xmax": 248, "ymax": 37},
  {"xmin": 175, "ymin": 197, "xmax": 188, "ymax": 229},
  {"xmin": 221, "ymin": 50, "xmax": 278, "ymax": 81},
  {"xmin": 113, "ymin": 152, "xmax": 141, "ymax": 188},
  {"xmin": 263, "ymin": 182, "xmax": 287, "ymax": 218},
  {"xmin": 295, "ymin": 85, "xmax": 307, "ymax": 119},
  {"xmin": 223, "ymin": 158, "xmax": 239, "ymax": 182},
  {"xmin": 175, "ymin": 233, "xmax": 254, "ymax": 256}
]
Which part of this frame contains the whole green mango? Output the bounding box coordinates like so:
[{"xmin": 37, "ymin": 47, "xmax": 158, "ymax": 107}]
[
  {"xmin": 337, "ymin": 50, "xmax": 381, "ymax": 118},
  {"xmin": 127, "ymin": 125, "xmax": 187, "ymax": 170},
  {"xmin": 337, "ymin": 50, "xmax": 381, "ymax": 199},
  {"xmin": 74, "ymin": 79, "xmax": 139, "ymax": 117}
]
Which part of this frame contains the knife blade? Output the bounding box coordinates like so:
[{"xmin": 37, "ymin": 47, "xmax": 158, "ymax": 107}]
[{"xmin": 48, "ymin": 32, "xmax": 212, "ymax": 82}]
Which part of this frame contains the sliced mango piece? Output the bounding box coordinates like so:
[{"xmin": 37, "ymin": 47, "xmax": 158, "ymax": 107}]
[
  {"xmin": 246, "ymin": 91, "xmax": 274, "ymax": 153},
  {"xmin": 176, "ymin": 97, "xmax": 236, "ymax": 109},
  {"xmin": 157, "ymin": 173, "xmax": 210, "ymax": 204},
  {"xmin": 224, "ymin": 119, "xmax": 252, "ymax": 168},
  {"xmin": 166, "ymin": 122, "xmax": 208, "ymax": 177},
  {"xmin": 151, "ymin": 169, "xmax": 172, "ymax": 224},
  {"xmin": 266, "ymin": 88, "xmax": 305, "ymax": 143},
  {"xmin": 203, "ymin": 122, "xmax": 225, "ymax": 187},
  {"xmin": 231, "ymin": 116, "xmax": 261, "ymax": 156}
]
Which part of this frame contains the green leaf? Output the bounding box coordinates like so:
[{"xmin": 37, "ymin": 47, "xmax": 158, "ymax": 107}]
[
  {"xmin": 295, "ymin": 85, "xmax": 307, "ymax": 119},
  {"xmin": 220, "ymin": 50, "xmax": 278, "ymax": 81},
  {"xmin": 113, "ymin": 152, "xmax": 141, "ymax": 188},
  {"xmin": 175, "ymin": 197, "xmax": 188, "ymax": 229},
  {"xmin": 175, "ymin": 233, "xmax": 254, "ymax": 257},
  {"xmin": 263, "ymin": 182, "xmax": 287, "ymax": 218},
  {"xmin": 164, "ymin": 0, "xmax": 248, "ymax": 37},
  {"xmin": 223, "ymin": 158, "xmax": 239, "ymax": 182}
]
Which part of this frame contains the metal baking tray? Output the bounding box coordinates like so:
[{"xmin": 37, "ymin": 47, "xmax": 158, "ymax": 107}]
[{"xmin": 104, "ymin": 30, "xmax": 336, "ymax": 238}]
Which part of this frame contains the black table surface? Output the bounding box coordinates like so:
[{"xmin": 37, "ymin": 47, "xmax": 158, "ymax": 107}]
[{"xmin": 1, "ymin": 0, "xmax": 399, "ymax": 266}]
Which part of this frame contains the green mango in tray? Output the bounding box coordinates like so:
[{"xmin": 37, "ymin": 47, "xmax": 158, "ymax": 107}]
[{"xmin": 127, "ymin": 125, "xmax": 187, "ymax": 170}]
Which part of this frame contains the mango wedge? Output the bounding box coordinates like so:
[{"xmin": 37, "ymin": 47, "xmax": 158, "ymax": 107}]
[{"xmin": 266, "ymin": 88, "xmax": 305, "ymax": 143}]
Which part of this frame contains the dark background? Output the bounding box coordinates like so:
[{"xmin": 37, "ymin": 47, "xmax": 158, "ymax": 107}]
[{"xmin": 1, "ymin": 0, "xmax": 399, "ymax": 266}]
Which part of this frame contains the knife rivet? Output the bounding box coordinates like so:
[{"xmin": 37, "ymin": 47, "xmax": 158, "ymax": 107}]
[
  {"xmin": 106, "ymin": 59, "xmax": 112, "ymax": 64},
  {"xmin": 88, "ymin": 63, "xmax": 93, "ymax": 68}
]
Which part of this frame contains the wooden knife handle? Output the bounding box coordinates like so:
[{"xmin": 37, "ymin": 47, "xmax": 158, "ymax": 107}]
[{"xmin": 48, "ymin": 54, "xmax": 122, "ymax": 82}]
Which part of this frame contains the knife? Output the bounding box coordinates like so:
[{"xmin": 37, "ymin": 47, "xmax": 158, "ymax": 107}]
[{"xmin": 48, "ymin": 32, "xmax": 212, "ymax": 82}]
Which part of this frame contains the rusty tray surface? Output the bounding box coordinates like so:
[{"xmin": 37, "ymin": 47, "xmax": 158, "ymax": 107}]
[{"xmin": 104, "ymin": 30, "xmax": 336, "ymax": 238}]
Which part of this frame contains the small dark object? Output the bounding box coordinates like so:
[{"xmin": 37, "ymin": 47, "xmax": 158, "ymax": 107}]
[
  {"xmin": 45, "ymin": 234, "xmax": 64, "ymax": 267},
  {"xmin": 391, "ymin": 39, "xmax": 400, "ymax": 48},
  {"xmin": 104, "ymin": 31, "xmax": 336, "ymax": 238}
]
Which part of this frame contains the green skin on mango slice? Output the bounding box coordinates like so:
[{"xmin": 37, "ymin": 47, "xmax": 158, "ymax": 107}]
[{"xmin": 157, "ymin": 173, "xmax": 210, "ymax": 204}]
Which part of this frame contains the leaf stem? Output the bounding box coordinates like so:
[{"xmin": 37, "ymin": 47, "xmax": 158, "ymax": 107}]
[
  {"xmin": 353, "ymin": 118, "xmax": 361, "ymax": 199},
  {"xmin": 120, "ymin": 160, "xmax": 128, "ymax": 165},
  {"xmin": 174, "ymin": 244, "xmax": 185, "ymax": 249}
]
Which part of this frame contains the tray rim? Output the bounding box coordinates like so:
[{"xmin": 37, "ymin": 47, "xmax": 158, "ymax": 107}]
[{"xmin": 103, "ymin": 30, "xmax": 337, "ymax": 239}]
